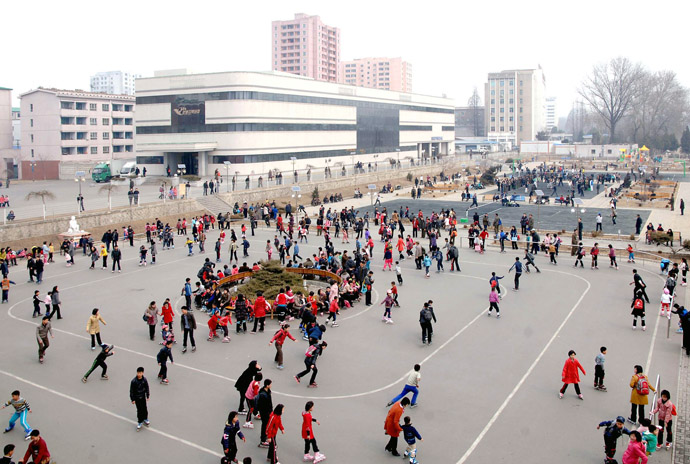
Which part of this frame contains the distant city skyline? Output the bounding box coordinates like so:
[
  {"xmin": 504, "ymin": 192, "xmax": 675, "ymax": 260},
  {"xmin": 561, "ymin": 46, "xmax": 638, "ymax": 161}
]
[{"xmin": 3, "ymin": 0, "xmax": 689, "ymax": 121}]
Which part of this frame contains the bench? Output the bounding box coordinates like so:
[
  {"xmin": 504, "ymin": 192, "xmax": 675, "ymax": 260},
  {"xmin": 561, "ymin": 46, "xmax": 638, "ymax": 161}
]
[{"xmin": 285, "ymin": 267, "xmax": 342, "ymax": 284}]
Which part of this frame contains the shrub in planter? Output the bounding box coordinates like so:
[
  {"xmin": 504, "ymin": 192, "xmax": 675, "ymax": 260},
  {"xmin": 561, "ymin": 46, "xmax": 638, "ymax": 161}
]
[{"xmin": 236, "ymin": 260, "xmax": 307, "ymax": 301}]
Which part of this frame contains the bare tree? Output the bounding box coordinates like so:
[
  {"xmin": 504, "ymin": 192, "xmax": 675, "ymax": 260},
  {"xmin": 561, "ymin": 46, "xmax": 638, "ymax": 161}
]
[
  {"xmin": 25, "ymin": 190, "xmax": 56, "ymax": 220},
  {"xmin": 98, "ymin": 184, "xmax": 120, "ymax": 211},
  {"xmin": 578, "ymin": 57, "xmax": 645, "ymax": 143},
  {"xmin": 467, "ymin": 87, "xmax": 483, "ymax": 137}
]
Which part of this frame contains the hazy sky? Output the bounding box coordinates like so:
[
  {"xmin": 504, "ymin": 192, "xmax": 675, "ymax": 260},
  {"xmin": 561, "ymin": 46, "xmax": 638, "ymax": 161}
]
[{"xmin": 4, "ymin": 0, "xmax": 689, "ymax": 121}]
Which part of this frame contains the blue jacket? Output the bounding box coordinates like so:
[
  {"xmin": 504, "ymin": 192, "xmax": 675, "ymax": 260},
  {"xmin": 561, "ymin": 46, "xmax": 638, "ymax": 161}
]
[
  {"xmin": 221, "ymin": 420, "xmax": 245, "ymax": 449},
  {"xmin": 509, "ymin": 261, "xmax": 523, "ymax": 273},
  {"xmin": 423, "ymin": 256, "xmax": 431, "ymax": 267},
  {"xmin": 402, "ymin": 424, "xmax": 422, "ymax": 445},
  {"xmin": 184, "ymin": 283, "xmax": 192, "ymax": 296}
]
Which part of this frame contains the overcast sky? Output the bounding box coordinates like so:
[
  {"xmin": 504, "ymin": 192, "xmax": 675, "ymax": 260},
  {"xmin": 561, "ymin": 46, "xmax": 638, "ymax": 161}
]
[{"xmin": 4, "ymin": 0, "xmax": 688, "ymax": 121}]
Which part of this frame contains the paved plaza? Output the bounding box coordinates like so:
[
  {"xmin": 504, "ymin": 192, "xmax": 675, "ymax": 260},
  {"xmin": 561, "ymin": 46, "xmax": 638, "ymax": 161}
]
[{"xmin": 0, "ymin": 215, "xmax": 685, "ymax": 463}]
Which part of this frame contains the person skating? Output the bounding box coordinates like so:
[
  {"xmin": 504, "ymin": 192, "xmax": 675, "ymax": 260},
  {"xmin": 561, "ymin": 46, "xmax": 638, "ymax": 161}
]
[
  {"xmin": 523, "ymin": 250, "xmax": 540, "ymax": 273},
  {"xmin": 631, "ymin": 291, "xmax": 647, "ymax": 331},
  {"xmin": 384, "ymin": 397, "xmax": 410, "ymax": 456},
  {"xmin": 82, "ymin": 344, "xmax": 114, "ymax": 382},
  {"xmin": 295, "ymin": 342, "xmax": 327, "ymax": 388},
  {"xmin": 1, "ymin": 276, "xmax": 15, "ymax": 304},
  {"xmin": 180, "ymin": 306, "xmax": 197, "ymax": 353},
  {"xmin": 608, "ymin": 244, "xmax": 618, "ymax": 269},
  {"xmin": 574, "ymin": 242, "xmax": 585, "ymax": 268},
  {"xmin": 630, "ymin": 269, "xmax": 650, "ymax": 303},
  {"xmin": 597, "ymin": 416, "xmax": 631, "ymax": 463},
  {"xmin": 559, "ymin": 350, "xmax": 585, "ymax": 399},
  {"xmin": 86, "ymin": 308, "xmax": 106, "ymax": 350},
  {"xmin": 419, "ymin": 302, "xmax": 436, "ymax": 345},
  {"xmin": 242, "ymin": 372, "xmax": 262, "ymax": 429},
  {"xmin": 35, "ymin": 317, "xmax": 53, "ymax": 364},
  {"xmin": 302, "ymin": 401, "xmax": 325, "ymax": 462},
  {"xmin": 31, "ymin": 291, "xmax": 41, "ymax": 318},
  {"xmin": 256, "ymin": 379, "xmax": 273, "ymax": 447},
  {"xmin": 387, "ymin": 364, "xmax": 421, "ymax": 408},
  {"xmin": 235, "ymin": 361, "xmax": 261, "ymax": 413},
  {"xmin": 488, "ymin": 287, "xmax": 500, "ymax": 318},
  {"xmin": 221, "ymin": 411, "xmax": 246, "ymax": 464},
  {"xmin": 265, "ymin": 404, "xmax": 285, "ymax": 464},
  {"xmin": 508, "ymin": 257, "xmax": 523, "ymax": 291},
  {"xmin": 380, "ymin": 290, "xmax": 395, "ymax": 324},
  {"xmin": 660, "ymin": 289, "xmax": 672, "ymax": 317},
  {"xmin": 269, "ymin": 322, "xmax": 297, "ymax": 370},
  {"xmin": 590, "ymin": 243, "xmax": 600, "ymax": 269},
  {"xmin": 621, "ymin": 430, "xmax": 648, "ymax": 464},
  {"xmin": 489, "ymin": 272, "xmax": 504, "ymax": 298},
  {"xmin": 594, "ymin": 346, "xmax": 607, "ymax": 391},
  {"xmin": 628, "ymin": 365, "xmax": 655, "ymax": 424},
  {"xmin": 17, "ymin": 430, "xmax": 49, "ymax": 464},
  {"xmin": 130, "ymin": 367, "xmax": 150, "ymax": 431},
  {"xmin": 401, "ymin": 416, "xmax": 423, "ymax": 464},
  {"xmin": 2, "ymin": 391, "xmax": 32, "ymax": 440},
  {"xmin": 157, "ymin": 340, "xmax": 174, "ymax": 384}
]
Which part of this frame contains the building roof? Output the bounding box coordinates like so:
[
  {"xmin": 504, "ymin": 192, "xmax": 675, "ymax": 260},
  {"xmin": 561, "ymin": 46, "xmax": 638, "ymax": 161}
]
[
  {"xmin": 0, "ymin": 86, "xmax": 12, "ymax": 91},
  {"xmin": 12, "ymin": 107, "xmax": 19, "ymax": 112},
  {"xmin": 19, "ymin": 87, "xmax": 135, "ymax": 101}
]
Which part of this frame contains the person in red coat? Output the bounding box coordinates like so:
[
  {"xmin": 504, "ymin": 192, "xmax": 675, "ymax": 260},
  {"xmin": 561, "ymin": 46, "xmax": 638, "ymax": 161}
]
[
  {"xmin": 384, "ymin": 397, "xmax": 410, "ymax": 456},
  {"xmin": 160, "ymin": 298, "xmax": 174, "ymax": 332},
  {"xmin": 559, "ymin": 350, "xmax": 586, "ymax": 400},
  {"xmin": 19, "ymin": 430, "xmax": 50, "ymax": 464},
  {"xmin": 251, "ymin": 291, "xmax": 269, "ymax": 333},
  {"xmin": 265, "ymin": 404, "xmax": 284, "ymax": 464}
]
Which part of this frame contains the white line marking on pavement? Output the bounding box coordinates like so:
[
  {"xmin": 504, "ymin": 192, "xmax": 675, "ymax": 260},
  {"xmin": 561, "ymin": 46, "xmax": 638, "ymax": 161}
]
[
  {"xmin": 456, "ymin": 270, "xmax": 591, "ymax": 464},
  {"xmin": 0, "ymin": 368, "xmax": 223, "ymax": 458}
]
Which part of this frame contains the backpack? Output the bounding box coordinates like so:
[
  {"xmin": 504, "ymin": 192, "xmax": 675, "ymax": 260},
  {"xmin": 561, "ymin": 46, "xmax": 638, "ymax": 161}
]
[
  {"xmin": 634, "ymin": 299, "xmax": 644, "ymax": 310},
  {"xmin": 635, "ymin": 375, "xmax": 650, "ymax": 395},
  {"xmin": 305, "ymin": 344, "xmax": 318, "ymax": 358},
  {"xmin": 421, "ymin": 308, "xmax": 433, "ymax": 322}
]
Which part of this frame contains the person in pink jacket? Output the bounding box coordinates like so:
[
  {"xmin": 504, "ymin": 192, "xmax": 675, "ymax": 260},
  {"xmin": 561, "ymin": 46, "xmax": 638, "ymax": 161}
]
[
  {"xmin": 488, "ymin": 287, "xmax": 500, "ymax": 318},
  {"xmin": 651, "ymin": 389, "xmax": 674, "ymax": 450},
  {"xmin": 622, "ymin": 430, "xmax": 647, "ymax": 464},
  {"xmin": 559, "ymin": 350, "xmax": 586, "ymax": 400}
]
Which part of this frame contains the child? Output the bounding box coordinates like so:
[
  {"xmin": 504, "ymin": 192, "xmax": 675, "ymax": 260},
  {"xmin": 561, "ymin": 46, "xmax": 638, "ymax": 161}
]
[
  {"xmin": 222, "ymin": 411, "xmax": 246, "ymax": 463},
  {"xmin": 627, "ymin": 244, "xmax": 635, "ymax": 263},
  {"xmin": 489, "ymin": 272, "xmax": 504, "ymax": 299},
  {"xmin": 642, "ymin": 424, "xmax": 658, "ymax": 456},
  {"xmin": 1, "ymin": 276, "xmax": 15, "ymax": 303},
  {"xmin": 433, "ymin": 248, "xmax": 444, "ymax": 272},
  {"xmin": 390, "ymin": 282, "xmax": 400, "ymax": 307},
  {"xmin": 269, "ymin": 322, "xmax": 296, "ymax": 370},
  {"xmin": 138, "ymin": 245, "xmax": 148, "ymax": 266},
  {"xmin": 608, "ymin": 244, "xmax": 618, "ymax": 269},
  {"xmin": 1, "ymin": 390, "xmax": 32, "ymax": 439},
  {"xmin": 594, "ymin": 346, "xmax": 607, "ymax": 391},
  {"xmin": 651, "ymin": 389, "xmax": 675, "ymax": 450},
  {"xmin": 266, "ymin": 240, "xmax": 273, "ymax": 260},
  {"xmin": 559, "ymin": 350, "xmax": 585, "ymax": 399},
  {"xmin": 243, "ymin": 372, "xmax": 263, "ymax": 429},
  {"xmin": 423, "ymin": 254, "xmax": 431, "ymax": 278},
  {"xmin": 591, "ymin": 243, "xmax": 600, "ymax": 270},
  {"xmin": 186, "ymin": 238, "xmax": 194, "ymax": 256},
  {"xmin": 631, "ymin": 291, "xmax": 647, "ymax": 331},
  {"xmin": 380, "ymin": 290, "xmax": 395, "ymax": 324},
  {"xmin": 660, "ymin": 288, "xmax": 672, "ymax": 317},
  {"xmin": 488, "ymin": 287, "xmax": 500, "ymax": 318},
  {"xmin": 401, "ymin": 416, "xmax": 423, "ymax": 464},
  {"xmin": 82, "ymin": 344, "xmax": 114, "ymax": 382},
  {"xmin": 597, "ymin": 416, "xmax": 631, "ymax": 462},
  {"xmin": 326, "ymin": 297, "xmax": 339, "ymax": 327},
  {"xmin": 32, "ymin": 290, "xmax": 42, "ymax": 318},
  {"xmin": 302, "ymin": 401, "xmax": 325, "ymax": 463},
  {"xmin": 548, "ymin": 243, "xmax": 557, "ymax": 264},
  {"xmin": 160, "ymin": 324, "xmax": 175, "ymax": 345},
  {"xmin": 395, "ymin": 261, "xmax": 403, "ymax": 285},
  {"xmin": 44, "ymin": 292, "xmax": 52, "ymax": 316},
  {"xmin": 622, "ymin": 431, "xmax": 647, "ymax": 464},
  {"xmin": 157, "ymin": 340, "xmax": 174, "ymax": 384}
]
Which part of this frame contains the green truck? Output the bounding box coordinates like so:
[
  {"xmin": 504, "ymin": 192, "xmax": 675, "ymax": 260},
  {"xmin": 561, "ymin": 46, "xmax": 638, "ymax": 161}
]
[{"xmin": 92, "ymin": 163, "xmax": 112, "ymax": 182}]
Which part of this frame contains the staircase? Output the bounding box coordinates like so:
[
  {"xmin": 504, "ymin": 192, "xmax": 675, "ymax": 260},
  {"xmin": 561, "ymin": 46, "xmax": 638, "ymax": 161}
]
[{"xmin": 196, "ymin": 195, "xmax": 234, "ymax": 215}]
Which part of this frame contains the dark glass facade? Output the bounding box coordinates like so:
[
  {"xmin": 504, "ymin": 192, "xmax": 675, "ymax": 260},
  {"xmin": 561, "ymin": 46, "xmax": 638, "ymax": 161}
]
[
  {"xmin": 357, "ymin": 107, "xmax": 399, "ymax": 152},
  {"xmin": 137, "ymin": 123, "xmax": 355, "ymax": 135}
]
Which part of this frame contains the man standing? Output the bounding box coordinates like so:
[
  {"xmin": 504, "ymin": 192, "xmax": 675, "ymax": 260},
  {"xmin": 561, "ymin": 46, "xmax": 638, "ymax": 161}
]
[
  {"xmin": 419, "ymin": 302, "xmax": 437, "ymax": 345},
  {"xmin": 384, "ymin": 397, "xmax": 410, "ymax": 456},
  {"xmin": 681, "ymin": 198, "xmax": 685, "ymax": 216},
  {"xmin": 509, "ymin": 257, "xmax": 523, "ymax": 291},
  {"xmin": 36, "ymin": 317, "xmax": 52, "ymax": 364},
  {"xmin": 129, "ymin": 367, "xmax": 150, "ymax": 432},
  {"xmin": 180, "ymin": 306, "xmax": 196, "ymax": 354},
  {"xmin": 449, "ymin": 244, "xmax": 460, "ymax": 272},
  {"xmin": 387, "ymin": 364, "xmax": 421, "ymax": 408},
  {"xmin": 256, "ymin": 379, "xmax": 273, "ymax": 448},
  {"xmin": 364, "ymin": 271, "xmax": 374, "ymax": 306},
  {"xmin": 183, "ymin": 278, "xmax": 193, "ymax": 309},
  {"xmin": 111, "ymin": 244, "xmax": 122, "ymax": 273},
  {"xmin": 595, "ymin": 213, "xmax": 603, "ymax": 232},
  {"xmin": 635, "ymin": 214, "xmax": 642, "ymax": 235},
  {"xmin": 578, "ymin": 217, "xmax": 584, "ymax": 241},
  {"xmin": 631, "ymin": 269, "xmax": 650, "ymax": 303}
]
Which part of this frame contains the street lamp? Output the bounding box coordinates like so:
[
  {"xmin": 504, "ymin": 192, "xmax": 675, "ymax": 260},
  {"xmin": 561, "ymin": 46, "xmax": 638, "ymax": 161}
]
[
  {"xmin": 396, "ymin": 148, "xmax": 401, "ymax": 169},
  {"xmin": 291, "ymin": 156, "xmax": 297, "ymax": 184},
  {"xmin": 74, "ymin": 170, "xmax": 86, "ymax": 215},
  {"xmin": 224, "ymin": 161, "xmax": 231, "ymax": 192},
  {"xmin": 368, "ymin": 184, "xmax": 377, "ymax": 206},
  {"xmin": 291, "ymin": 186, "xmax": 302, "ymax": 218},
  {"xmin": 535, "ymin": 189, "xmax": 544, "ymax": 231}
]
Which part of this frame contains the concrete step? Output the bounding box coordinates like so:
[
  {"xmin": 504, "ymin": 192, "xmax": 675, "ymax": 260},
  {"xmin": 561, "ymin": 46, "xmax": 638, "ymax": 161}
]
[{"xmin": 196, "ymin": 195, "xmax": 233, "ymax": 215}]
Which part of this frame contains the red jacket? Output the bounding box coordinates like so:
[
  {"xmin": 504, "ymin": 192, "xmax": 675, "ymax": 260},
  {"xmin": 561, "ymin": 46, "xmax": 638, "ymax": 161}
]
[
  {"xmin": 561, "ymin": 358, "xmax": 586, "ymax": 384},
  {"xmin": 384, "ymin": 402, "xmax": 405, "ymax": 437},
  {"xmin": 161, "ymin": 303, "xmax": 174, "ymax": 324},
  {"xmin": 266, "ymin": 412, "xmax": 284, "ymax": 439},
  {"xmin": 270, "ymin": 329, "xmax": 295, "ymax": 345},
  {"xmin": 275, "ymin": 293, "xmax": 287, "ymax": 306},
  {"xmin": 253, "ymin": 296, "xmax": 268, "ymax": 318},
  {"xmin": 329, "ymin": 299, "xmax": 339, "ymax": 314},
  {"xmin": 301, "ymin": 411, "xmax": 315, "ymax": 439},
  {"xmin": 23, "ymin": 437, "xmax": 50, "ymax": 464}
]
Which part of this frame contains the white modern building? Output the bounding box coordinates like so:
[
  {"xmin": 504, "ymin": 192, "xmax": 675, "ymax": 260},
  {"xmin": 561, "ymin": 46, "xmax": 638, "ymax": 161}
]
[
  {"xmin": 0, "ymin": 87, "xmax": 19, "ymax": 178},
  {"xmin": 19, "ymin": 88, "xmax": 135, "ymax": 179},
  {"xmin": 90, "ymin": 71, "xmax": 141, "ymax": 96},
  {"xmin": 545, "ymin": 96, "xmax": 557, "ymax": 132},
  {"xmin": 484, "ymin": 68, "xmax": 546, "ymax": 150},
  {"xmin": 133, "ymin": 70, "xmax": 455, "ymax": 176},
  {"xmin": 12, "ymin": 107, "xmax": 20, "ymax": 148}
]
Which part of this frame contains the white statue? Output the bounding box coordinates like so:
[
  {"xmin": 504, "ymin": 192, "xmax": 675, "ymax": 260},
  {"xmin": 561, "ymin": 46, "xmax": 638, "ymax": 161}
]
[{"xmin": 67, "ymin": 216, "xmax": 81, "ymax": 233}]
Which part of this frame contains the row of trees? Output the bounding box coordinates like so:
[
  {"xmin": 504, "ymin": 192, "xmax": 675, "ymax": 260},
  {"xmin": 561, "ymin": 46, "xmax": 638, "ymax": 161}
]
[{"xmin": 575, "ymin": 57, "xmax": 690, "ymax": 151}]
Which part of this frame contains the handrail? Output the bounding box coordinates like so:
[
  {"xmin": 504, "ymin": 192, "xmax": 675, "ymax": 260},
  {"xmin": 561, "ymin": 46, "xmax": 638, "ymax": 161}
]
[
  {"xmin": 284, "ymin": 267, "xmax": 342, "ymax": 283},
  {"xmin": 649, "ymin": 374, "xmax": 661, "ymax": 421}
]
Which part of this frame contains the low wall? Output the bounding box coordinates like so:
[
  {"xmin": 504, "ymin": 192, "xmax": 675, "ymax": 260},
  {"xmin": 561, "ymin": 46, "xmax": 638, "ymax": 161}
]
[{"xmin": 0, "ymin": 199, "xmax": 203, "ymax": 242}]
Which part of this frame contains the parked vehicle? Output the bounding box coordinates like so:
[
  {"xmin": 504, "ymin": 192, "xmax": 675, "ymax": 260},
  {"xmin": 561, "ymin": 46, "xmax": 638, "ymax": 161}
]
[{"xmin": 92, "ymin": 163, "xmax": 112, "ymax": 182}]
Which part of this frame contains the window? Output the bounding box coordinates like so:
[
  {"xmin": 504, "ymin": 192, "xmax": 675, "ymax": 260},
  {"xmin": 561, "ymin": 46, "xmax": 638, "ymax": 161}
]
[
  {"xmin": 102, "ymin": 118, "xmax": 109, "ymax": 125},
  {"xmin": 102, "ymin": 104, "xmax": 109, "ymax": 111},
  {"xmin": 90, "ymin": 132, "xmax": 98, "ymax": 140},
  {"xmin": 30, "ymin": 119, "xmax": 34, "ymax": 127},
  {"xmin": 500, "ymin": 99, "xmax": 504, "ymax": 105},
  {"xmin": 31, "ymin": 149, "xmax": 34, "ymax": 157},
  {"xmin": 519, "ymin": 107, "xmax": 523, "ymax": 113},
  {"xmin": 75, "ymin": 102, "xmax": 86, "ymax": 110},
  {"xmin": 520, "ymin": 90, "xmax": 523, "ymax": 95},
  {"xmin": 30, "ymin": 104, "xmax": 33, "ymax": 112},
  {"xmin": 490, "ymin": 108, "xmax": 495, "ymax": 114},
  {"xmin": 520, "ymin": 80, "xmax": 523, "ymax": 86},
  {"xmin": 77, "ymin": 146, "xmax": 87, "ymax": 154},
  {"xmin": 30, "ymin": 134, "xmax": 34, "ymax": 142},
  {"xmin": 112, "ymin": 104, "xmax": 123, "ymax": 111},
  {"xmin": 490, "ymin": 99, "xmax": 495, "ymax": 105},
  {"xmin": 500, "ymin": 108, "xmax": 504, "ymax": 113},
  {"xmin": 124, "ymin": 105, "xmax": 133, "ymax": 112},
  {"xmin": 509, "ymin": 117, "xmax": 514, "ymax": 122},
  {"xmin": 90, "ymin": 103, "xmax": 97, "ymax": 111},
  {"xmin": 500, "ymin": 126, "xmax": 504, "ymax": 131},
  {"xmin": 509, "ymin": 80, "xmax": 514, "ymax": 86},
  {"xmin": 102, "ymin": 132, "xmax": 109, "ymax": 140},
  {"xmin": 509, "ymin": 99, "xmax": 514, "ymax": 104},
  {"xmin": 509, "ymin": 107, "xmax": 514, "ymax": 113},
  {"xmin": 509, "ymin": 126, "xmax": 514, "ymax": 131},
  {"xmin": 491, "ymin": 116, "xmax": 495, "ymax": 122},
  {"xmin": 61, "ymin": 101, "xmax": 74, "ymax": 109},
  {"xmin": 490, "ymin": 126, "xmax": 495, "ymax": 131},
  {"xmin": 90, "ymin": 147, "xmax": 98, "ymax": 154},
  {"xmin": 136, "ymin": 156, "xmax": 164, "ymax": 164},
  {"xmin": 90, "ymin": 118, "xmax": 97, "ymax": 125},
  {"xmin": 103, "ymin": 146, "xmax": 110, "ymax": 154},
  {"xmin": 500, "ymin": 117, "xmax": 504, "ymax": 122},
  {"xmin": 520, "ymin": 126, "xmax": 523, "ymax": 131}
]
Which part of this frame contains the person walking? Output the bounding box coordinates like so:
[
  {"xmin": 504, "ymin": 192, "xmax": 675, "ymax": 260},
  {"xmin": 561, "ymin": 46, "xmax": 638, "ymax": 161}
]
[
  {"xmin": 294, "ymin": 341, "xmax": 327, "ymax": 388},
  {"xmin": 559, "ymin": 350, "xmax": 586, "ymax": 400},
  {"xmin": 157, "ymin": 340, "xmax": 174, "ymax": 384},
  {"xmin": 36, "ymin": 317, "xmax": 53, "ymax": 364},
  {"xmin": 265, "ymin": 404, "xmax": 285, "ymax": 464},
  {"xmin": 182, "ymin": 278, "xmax": 193, "ymax": 310},
  {"xmin": 508, "ymin": 257, "xmax": 523, "ymax": 291},
  {"xmin": 386, "ymin": 364, "xmax": 421, "ymax": 407},
  {"xmin": 86, "ymin": 308, "xmax": 106, "ymax": 350},
  {"xmin": 235, "ymin": 361, "xmax": 261, "ymax": 413},
  {"xmin": 269, "ymin": 323, "xmax": 297, "ymax": 370},
  {"xmin": 256, "ymin": 379, "xmax": 273, "ymax": 448},
  {"xmin": 99, "ymin": 245, "xmax": 108, "ymax": 270},
  {"xmin": 180, "ymin": 306, "xmax": 196, "ymax": 354},
  {"xmin": 221, "ymin": 411, "xmax": 246, "ymax": 464},
  {"xmin": 48, "ymin": 286, "xmax": 61, "ymax": 320},
  {"xmin": 384, "ymin": 397, "xmax": 410, "ymax": 456},
  {"xmin": 628, "ymin": 365, "xmax": 655, "ymax": 424},
  {"xmin": 129, "ymin": 367, "xmax": 150, "ymax": 431},
  {"xmin": 144, "ymin": 301, "xmax": 158, "ymax": 341},
  {"xmin": 419, "ymin": 302, "xmax": 436, "ymax": 345},
  {"xmin": 2, "ymin": 390, "xmax": 32, "ymax": 440},
  {"xmin": 111, "ymin": 244, "xmax": 122, "ymax": 273},
  {"xmin": 82, "ymin": 344, "xmax": 114, "ymax": 382}
]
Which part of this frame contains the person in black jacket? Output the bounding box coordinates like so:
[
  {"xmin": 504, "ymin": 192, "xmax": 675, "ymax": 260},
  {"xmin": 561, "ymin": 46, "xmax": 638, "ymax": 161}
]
[
  {"xmin": 180, "ymin": 306, "xmax": 196, "ymax": 354},
  {"xmin": 221, "ymin": 411, "xmax": 246, "ymax": 463},
  {"xmin": 235, "ymin": 360, "xmax": 261, "ymax": 413},
  {"xmin": 82, "ymin": 344, "xmax": 114, "ymax": 382},
  {"xmin": 111, "ymin": 245, "xmax": 122, "ymax": 273},
  {"xmin": 295, "ymin": 341, "xmax": 327, "ymax": 388},
  {"xmin": 419, "ymin": 301, "xmax": 437, "ymax": 345},
  {"xmin": 256, "ymin": 379, "xmax": 273, "ymax": 447},
  {"xmin": 234, "ymin": 294, "xmax": 249, "ymax": 334},
  {"xmin": 130, "ymin": 367, "xmax": 150, "ymax": 431},
  {"xmin": 157, "ymin": 341, "xmax": 174, "ymax": 384}
]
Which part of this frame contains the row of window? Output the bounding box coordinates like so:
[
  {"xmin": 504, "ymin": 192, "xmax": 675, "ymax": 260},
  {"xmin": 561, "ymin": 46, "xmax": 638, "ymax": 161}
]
[
  {"xmin": 60, "ymin": 117, "xmax": 133, "ymax": 125},
  {"xmin": 60, "ymin": 101, "xmax": 133, "ymax": 111},
  {"xmin": 489, "ymin": 126, "xmax": 524, "ymax": 132},
  {"xmin": 61, "ymin": 145, "xmax": 132, "ymax": 155},
  {"xmin": 136, "ymin": 91, "xmax": 453, "ymax": 114},
  {"xmin": 60, "ymin": 131, "xmax": 133, "ymax": 141}
]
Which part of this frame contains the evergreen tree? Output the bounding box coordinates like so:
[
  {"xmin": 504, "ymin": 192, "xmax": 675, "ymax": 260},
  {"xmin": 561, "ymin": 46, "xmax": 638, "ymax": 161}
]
[{"xmin": 681, "ymin": 126, "xmax": 690, "ymax": 153}]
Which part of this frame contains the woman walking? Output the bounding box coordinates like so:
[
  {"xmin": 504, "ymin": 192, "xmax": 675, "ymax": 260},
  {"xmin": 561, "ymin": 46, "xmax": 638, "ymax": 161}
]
[
  {"xmin": 144, "ymin": 301, "xmax": 158, "ymax": 340},
  {"xmin": 265, "ymin": 404, "xmax": 285, "ymax": 464},
  {"xmin": 628, "ymin": 364, "xmax": 655, "ymax": 424},
  {"xmin": 160, "ymin": 298, "xmax": 174, "ymax": 333},
  {"xmin": 86, "ymin": 308, "xmax": 107, "ymax": 350},
  {"xmin": 49, "ymin": 286, "xmax": 62, "ymax": 320},
  {"xmin": 559, "ymin": 350, "xmax": 586, "ymax": 399}
]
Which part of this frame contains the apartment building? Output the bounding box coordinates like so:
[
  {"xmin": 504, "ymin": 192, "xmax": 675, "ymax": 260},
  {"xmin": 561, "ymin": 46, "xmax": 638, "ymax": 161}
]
[
  {"xmin": 271, "ymin": 13, "xmax": 340, "ymax": 83},
  {"xmin": 90, "ymin": 71, "xmax": 141, "ymax": 95},
  {"xmin": 484, "ymin": 68, "xmax": 546, "ymax": 149},
  {"xmin": 545, "ymin": 96, "xmax": 557, "ymax": 131},
  {"xmin": 19, "ymin": 88, "xmax": 135, "ymax": 179},
  {"xmin": 340, "ymin": 57, "xmax": 412, "ymax": 92}
]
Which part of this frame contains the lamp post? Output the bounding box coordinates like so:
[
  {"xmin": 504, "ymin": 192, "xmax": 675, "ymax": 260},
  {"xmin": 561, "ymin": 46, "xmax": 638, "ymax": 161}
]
[
  {"xmin": 535, "ymin": 189, "xmax": 544, "ymax": 231},
  {"xmin": 291, "ymin": 156, "xmax": 297, "ymax": 184},
  {"xmin": 396, "ymin": 148, "xmax": 401, "ymax": 169},
  {"xmin": 291, "ymin": 186, "xmax": 302, "ymax": 219},
  {"xmin": 224, "ymin": 161, "xmax": 231, "ymax": 192},
  {"xmin": 74, "ymin": 170, "xmax": 85, "ymax": 215}
]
